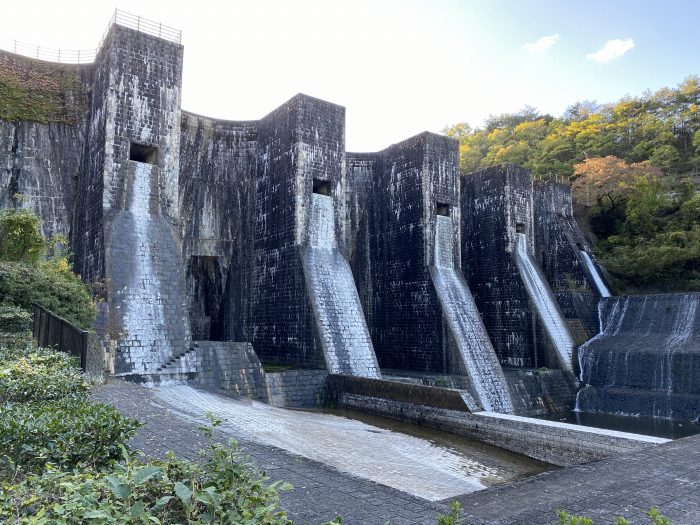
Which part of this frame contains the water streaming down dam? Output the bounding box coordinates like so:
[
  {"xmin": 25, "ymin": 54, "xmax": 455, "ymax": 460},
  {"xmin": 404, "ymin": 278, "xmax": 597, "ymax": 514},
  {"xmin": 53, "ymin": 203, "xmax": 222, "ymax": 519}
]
[
  {"xmin": 579, "ymin": 250, "xmax": 611, "ymax": 298},
  {"xmin": 430, "ymin": 215, "xmax": 513, "ymax": 413},
  {"xmin": 514, "ymin": 233, "xmax": 575, "ymax": 372},
  {"xmin": 302, "ymin": 193, "xmax": 381, "ymax": 378},
  {"xmin": 577, "ymin": 294, "xmax": 700, "ymax": 420},
  {"xmin": 112, "ymin": 162, "xmax": 190, "ymax": 373}
]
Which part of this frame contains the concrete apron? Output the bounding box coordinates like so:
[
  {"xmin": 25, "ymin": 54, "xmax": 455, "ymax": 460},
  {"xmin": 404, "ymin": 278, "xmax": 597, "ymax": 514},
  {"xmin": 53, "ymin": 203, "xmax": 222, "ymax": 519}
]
[{"xmin": 151, "ymin": 386, "xmax": 531, "ymax": 501}]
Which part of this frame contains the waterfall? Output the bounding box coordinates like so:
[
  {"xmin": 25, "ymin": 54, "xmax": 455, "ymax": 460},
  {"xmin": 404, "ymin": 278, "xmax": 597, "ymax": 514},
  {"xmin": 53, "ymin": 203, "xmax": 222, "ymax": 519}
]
[
  {"xmin": 120, "ymin": 163, "xmax": 168, "ymax": 372},
  {"xmin": 430, "ymin": 215, "xmax": 513, "ymax": 413},
  {"xmin": 576, "ymin": 294, "xmax": 700, "ymax": 420},
  {"xmin": 579, "ymin": 250, "xmax": 611, "ymax": 298},
  {"xmin": 514, "ymin": 233, "xmax": 575, "ymax": 372},
  {"xmin": 302, "ymin": 193, "xmax": 380, "ymax": 378}
]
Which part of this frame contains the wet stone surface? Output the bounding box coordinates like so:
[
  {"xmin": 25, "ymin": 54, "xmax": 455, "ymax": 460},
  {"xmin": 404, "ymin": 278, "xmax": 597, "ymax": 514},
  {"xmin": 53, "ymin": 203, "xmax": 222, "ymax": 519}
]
[{"xmin": 93, "ymin": 379, "xmax": 700, "ymax": 525}]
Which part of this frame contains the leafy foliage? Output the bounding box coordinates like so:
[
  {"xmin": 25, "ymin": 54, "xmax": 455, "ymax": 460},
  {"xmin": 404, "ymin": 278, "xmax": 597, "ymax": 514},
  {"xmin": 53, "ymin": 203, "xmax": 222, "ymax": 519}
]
[
  {"xmin": 557, "ymin": 507, "xmax": 672, "ymax": 525},
  {"xmin": 437, "ymin": 501, "xmax": 464, "ymax": 525},
  {"xmin": 0, "ymin": 261, "xmax": 95, "ymax": 329},
  {"xmin": 0, "ymin": 425, "xmax": 293, "ymax": 524},
  {"xmin": 0, "ymin": 305, "xmax": 31, "ymax": 334},
  {"xmin": 0, "ymin": 400, "xmax": 141, "ymax": 475},
  {"xmin": 0, "ymin": 347, "xmax": 89, "ymax": 402},
  {"xmin": 0, "ymin": 210, "xmax": 95, "ymax": 329},
  {"xmin": 0, "ymin": 209, "xmax": 45, "ymax": 264},
  {"xmin": 445, "ymin": 76, "xmax": 700, "ymax": 292}
]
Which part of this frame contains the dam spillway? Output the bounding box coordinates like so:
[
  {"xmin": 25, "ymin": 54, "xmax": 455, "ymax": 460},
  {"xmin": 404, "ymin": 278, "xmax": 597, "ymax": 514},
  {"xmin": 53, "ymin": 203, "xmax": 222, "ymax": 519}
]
[
  {"xmin": 302, "ymin": 193, "xmax": 380, "ymax": 378},
  {"xmin": 577, "ymin": 294, "xmax": 700, "ymax": 420},
  {"xmin": 514, "ymin": 233, "xmax": 575, "ymax": 372},
  {"xmin": 579, "ymin": 250, "xmax": 612, "ymax": 298},
  {"xmin": 431, "ymin": 215, "xmax": 513, "ymax": 413}
]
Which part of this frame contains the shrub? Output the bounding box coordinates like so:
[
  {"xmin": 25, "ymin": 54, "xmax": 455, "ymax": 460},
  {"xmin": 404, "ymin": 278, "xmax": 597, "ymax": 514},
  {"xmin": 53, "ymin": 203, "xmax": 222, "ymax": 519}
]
[
  {"xmin": 0, "ymin": 305, "xmax": 32, "ymax": 333},
  {"xmin": 0, "ymin": 435, "xmax": 292, "ymax": 524},
  {"xmin": 0, "ymin": 209, "xmax": 45, "ymax": 264},
  {"xmin": 0, "ymin": 348, "xmax": 89, "ymax": 402},
  {"xmin": 557, "ymin": 508, "xmax": 672, "ymax": 525},
  {"xmin": 0, "ymin": 261, "xmax": 95, "ymax": 329},
  {"xmin": 0, "ymin": 400, "xmax": 141, "ymax": 475}
]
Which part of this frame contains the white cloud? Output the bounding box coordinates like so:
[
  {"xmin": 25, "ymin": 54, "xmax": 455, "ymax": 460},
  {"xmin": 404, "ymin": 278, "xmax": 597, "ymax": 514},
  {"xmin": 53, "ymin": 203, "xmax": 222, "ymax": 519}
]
[
  {"xmin": 586, "ymin": 38, "xmax": 635, "ymax": 63},
  {"xmin": 523, "ymin": 33, "xmax": 560, "ymax": 53}
]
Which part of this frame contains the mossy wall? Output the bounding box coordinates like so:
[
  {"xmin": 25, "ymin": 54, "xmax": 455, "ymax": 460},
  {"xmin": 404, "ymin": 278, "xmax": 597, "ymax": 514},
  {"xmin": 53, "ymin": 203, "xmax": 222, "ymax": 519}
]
[{"xmin": 0, "ymin": 51, "xmax": 91, "ymax": 124}]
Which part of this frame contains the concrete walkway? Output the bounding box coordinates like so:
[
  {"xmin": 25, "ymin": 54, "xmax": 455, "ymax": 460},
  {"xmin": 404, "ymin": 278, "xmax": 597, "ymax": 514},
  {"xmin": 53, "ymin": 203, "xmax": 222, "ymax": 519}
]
[{"xmin": 93, "ymin": 380, "xmax": 700, "ymax": 525}]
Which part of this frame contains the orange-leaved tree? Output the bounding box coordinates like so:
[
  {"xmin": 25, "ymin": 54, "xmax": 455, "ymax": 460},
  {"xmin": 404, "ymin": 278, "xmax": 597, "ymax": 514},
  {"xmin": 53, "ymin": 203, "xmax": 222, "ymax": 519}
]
[{"xmin": 571, "ymin": 156, "xmax": 662, "ymax": 210}]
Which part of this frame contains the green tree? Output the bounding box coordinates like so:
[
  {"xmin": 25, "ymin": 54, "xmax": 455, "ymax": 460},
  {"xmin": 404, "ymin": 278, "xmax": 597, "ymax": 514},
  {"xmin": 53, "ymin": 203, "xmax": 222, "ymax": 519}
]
[{"xmin": 0, "ymin": 209, "xmax": 45, "ymax": 264}]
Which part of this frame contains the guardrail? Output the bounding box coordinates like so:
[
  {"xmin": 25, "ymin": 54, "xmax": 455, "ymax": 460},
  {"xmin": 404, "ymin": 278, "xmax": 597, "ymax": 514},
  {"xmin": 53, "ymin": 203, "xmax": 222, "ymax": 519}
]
[
  {"xmin": 0, "ymin": 37, "xmax": 95, "ymax": 63},
  {"xmin": 108, "ymin": 10, "xmax": 182, "ymax": 45},
  {"xmin": 0, "ymin": 9, "xmax": 181, "ymax": 64},
  {"xmin": 31, "ymin": 303, "xmax": 88, "ymax": 371}
]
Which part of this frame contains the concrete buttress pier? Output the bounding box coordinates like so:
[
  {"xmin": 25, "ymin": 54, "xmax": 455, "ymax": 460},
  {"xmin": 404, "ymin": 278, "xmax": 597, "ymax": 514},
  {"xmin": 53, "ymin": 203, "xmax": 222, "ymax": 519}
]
[
  {"xmin": 252, "ymin": 95, "xmax": 379, "ymax": 376},
  {"xmin": 462, "ymin": 164, "xmax": 574, "ymax": 372},
  {"xmin": 71, "ymin": 24, "xmax": 191, "ymax": 374}
]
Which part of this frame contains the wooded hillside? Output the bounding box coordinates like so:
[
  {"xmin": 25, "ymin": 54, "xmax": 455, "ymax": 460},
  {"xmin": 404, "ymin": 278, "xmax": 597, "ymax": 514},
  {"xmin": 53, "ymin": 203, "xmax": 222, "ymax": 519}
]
[{"xmin": 446, "ymin": 76, "xmax": 700, "ymax": 293}]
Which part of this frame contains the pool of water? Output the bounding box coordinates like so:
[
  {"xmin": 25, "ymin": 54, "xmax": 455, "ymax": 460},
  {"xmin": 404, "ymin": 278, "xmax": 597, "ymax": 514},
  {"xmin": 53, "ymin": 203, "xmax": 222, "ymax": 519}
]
[
  {"xmin": 539, "ymin": 410, "xmax": 700, "ymax": 439},
  {"xmin": 314, "ymin": 407, "xmax": 555, "ymax": 485}
]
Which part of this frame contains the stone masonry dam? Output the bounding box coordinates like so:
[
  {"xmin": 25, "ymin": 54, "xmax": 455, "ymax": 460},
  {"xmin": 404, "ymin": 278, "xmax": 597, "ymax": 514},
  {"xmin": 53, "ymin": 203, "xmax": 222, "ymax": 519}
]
[{"xmin": 1, "ymin": 11, "xmax": 699, "ymax": 479}]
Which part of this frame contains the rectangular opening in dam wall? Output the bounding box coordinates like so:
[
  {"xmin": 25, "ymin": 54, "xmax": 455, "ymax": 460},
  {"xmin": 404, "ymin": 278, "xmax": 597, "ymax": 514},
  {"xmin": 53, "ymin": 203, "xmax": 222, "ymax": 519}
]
[
  {"xmin": 129, "ymin": 142, "xmax": 159, "ymax": 165},
  {"xmin": 313, "ymin": 178, "xmax": 332, "ymax": 196},
  {"xmin": 436, "ymin": 203, "xmax": 451, "ymax": 216},
  {"xmin": 516, "ymin": 222, "xmax": 525, "ymax": 233}
]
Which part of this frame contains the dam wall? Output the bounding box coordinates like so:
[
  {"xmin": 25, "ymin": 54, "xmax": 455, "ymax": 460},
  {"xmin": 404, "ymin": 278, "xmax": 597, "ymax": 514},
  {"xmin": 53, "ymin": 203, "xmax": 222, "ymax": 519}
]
[{"xmin": 578, "ymin": 294, "xmax": 700, "ymax": 420}]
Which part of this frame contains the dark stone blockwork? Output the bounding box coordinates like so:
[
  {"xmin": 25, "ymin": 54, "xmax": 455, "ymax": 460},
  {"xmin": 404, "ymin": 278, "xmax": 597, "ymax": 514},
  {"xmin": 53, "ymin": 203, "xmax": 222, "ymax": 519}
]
[{"xmin": 4, "ymin": 16, "xmax": 699, "ymax": 421}]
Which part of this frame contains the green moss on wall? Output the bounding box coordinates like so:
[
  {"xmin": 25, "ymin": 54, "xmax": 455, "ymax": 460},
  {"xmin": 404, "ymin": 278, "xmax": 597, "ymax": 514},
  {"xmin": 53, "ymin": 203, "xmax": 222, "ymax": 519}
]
[{"xmin": 0, "ymin": 54, "xmax": 86, "ymax": 124}]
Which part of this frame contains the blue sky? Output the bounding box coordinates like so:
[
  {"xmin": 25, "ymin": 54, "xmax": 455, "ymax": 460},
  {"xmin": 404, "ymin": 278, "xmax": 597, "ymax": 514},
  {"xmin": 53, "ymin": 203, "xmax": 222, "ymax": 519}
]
[{"xmin": 2, "ymin": 0, "xmax": 698, "ymax": 150}]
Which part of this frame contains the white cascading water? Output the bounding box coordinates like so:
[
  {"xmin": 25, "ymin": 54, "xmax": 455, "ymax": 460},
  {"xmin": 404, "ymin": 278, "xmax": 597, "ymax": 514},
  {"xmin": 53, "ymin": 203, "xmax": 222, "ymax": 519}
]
[
  {"xmin": 576, "ymin": 294, "xmax": 700, "ymax": 418},
  {"xmin": 120, "ymin": 162, "xmax": 168, "ymax": 373},
  {"xmin": 302, "ymin": 193, "xmax": 381, "ymax": 378},
  {"xmin": 514, "ymin": 233, "xmax": 575, "ymax": 372},
  {"xmin": 579, "ymin": 250, "xmax": 612, "ymax": 298},
  {"xmin": 431, "ymin": 215, "xmax": 513, "ymax": 413},
  {"xmin": 664, "ymin": 295, "xmax": 699, "ymax": 393}
]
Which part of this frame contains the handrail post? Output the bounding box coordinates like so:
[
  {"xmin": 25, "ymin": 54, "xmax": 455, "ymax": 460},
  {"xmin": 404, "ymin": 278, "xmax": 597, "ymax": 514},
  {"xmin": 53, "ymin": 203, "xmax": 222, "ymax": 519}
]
[
  {"xmin": 59, "ymin": 318, "xmax": 65, "ymax": 354},
  {"xmin": 81, "ymin": 330, "xmax": 88, "ymax": 371}
]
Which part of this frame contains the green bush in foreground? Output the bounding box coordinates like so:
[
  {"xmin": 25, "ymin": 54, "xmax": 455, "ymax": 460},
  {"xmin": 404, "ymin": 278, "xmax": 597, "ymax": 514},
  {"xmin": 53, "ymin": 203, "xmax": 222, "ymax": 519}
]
[
  {"xmin": 558, "ymin": 507, "xmax": 672, "ymax": 525},
  {"xmin": 1, "ymin": 433, "xmax": 293, "ymax": 524},
  {"xmin": 0, "ymin": 400, "xmax": 141, "ymax": 476},
  {"xmin": 0, "ymin": 348, "xmax": 89, "ymax": 402}
]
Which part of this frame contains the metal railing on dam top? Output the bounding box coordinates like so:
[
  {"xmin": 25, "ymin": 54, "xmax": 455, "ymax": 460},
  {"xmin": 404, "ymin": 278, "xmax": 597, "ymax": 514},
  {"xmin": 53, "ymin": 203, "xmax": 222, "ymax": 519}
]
[
  {"xmin": 0, "ymin": 9, "xmax": 181, "ymax": 64},
  {"xmin": 31, "ymin": 303, "xmax": 89, "ymax": 371}
]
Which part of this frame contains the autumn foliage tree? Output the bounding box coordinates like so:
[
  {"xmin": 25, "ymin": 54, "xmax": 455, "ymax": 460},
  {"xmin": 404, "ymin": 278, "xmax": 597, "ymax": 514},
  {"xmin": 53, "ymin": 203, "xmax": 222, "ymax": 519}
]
[{"xmin": 571, "ymin": 156, "xmax": 662, "ymax": 210}]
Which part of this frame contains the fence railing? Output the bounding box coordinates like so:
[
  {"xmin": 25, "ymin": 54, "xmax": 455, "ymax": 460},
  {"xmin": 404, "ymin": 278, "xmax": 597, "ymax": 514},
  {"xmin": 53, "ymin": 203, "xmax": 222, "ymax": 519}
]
[
  {"xmin": 0, "ymin": 9, "xmax": 181, "ymax": 64},
  {"xmin": 0, "ymin": 37, "xmax": 96, "ymax": 64},
  {"xmin": 108, "ymin": 10, "xmax": 182, "ymax": 45},
  {"xmin": 31, "ymin": 303, "xmax": 88, "ymax": 371}
]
